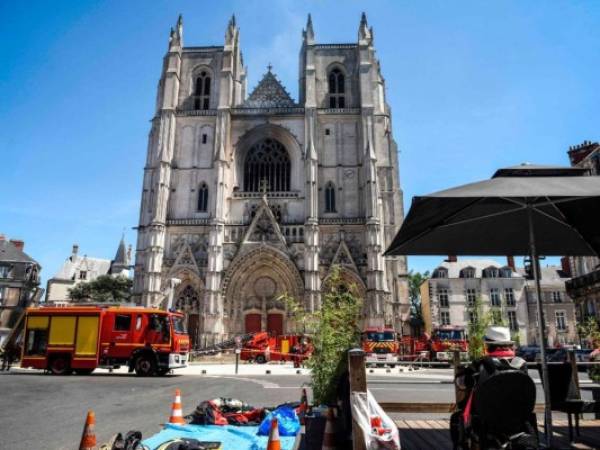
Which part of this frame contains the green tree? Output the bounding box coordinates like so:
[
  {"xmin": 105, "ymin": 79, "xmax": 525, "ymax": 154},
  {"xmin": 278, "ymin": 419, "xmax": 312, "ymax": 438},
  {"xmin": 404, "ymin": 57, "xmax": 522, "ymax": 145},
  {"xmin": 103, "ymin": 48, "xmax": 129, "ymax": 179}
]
[
  {"xmin": 578, "ymin": 316, "xmax": 600, "ymax": 349},
  {"xmin": 407, "ymin": 271, "xmax": 429, "ymax": 336},
  {"xmin": 281, "ymin": 266, "xmax": 362, "ymax": 405},
  {"xmin": 466, "ymin": 297, "xmax": 494, "ymax": 360},
  {"xmin": 68, "ymin": 275, "xmax": 132, "ymax": 303}
]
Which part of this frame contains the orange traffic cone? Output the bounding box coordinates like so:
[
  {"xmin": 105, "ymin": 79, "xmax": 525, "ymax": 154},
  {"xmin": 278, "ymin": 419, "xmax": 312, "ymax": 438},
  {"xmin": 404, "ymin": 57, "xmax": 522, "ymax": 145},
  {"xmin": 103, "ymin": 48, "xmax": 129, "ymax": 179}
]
[
  {"xmin": 79, "ymin": 410, "xmax": 97, "ymax": 450},
  {"xmin": 168, "ymin": 388, "xmax": 186, "ymax": 425},
  {"xmin": 267, "ymin": 417, "xmax": 281, "ymax": 450},
  {"xmin": 321, "ymin": 407, "xmax": 335, "ymax": 450}
]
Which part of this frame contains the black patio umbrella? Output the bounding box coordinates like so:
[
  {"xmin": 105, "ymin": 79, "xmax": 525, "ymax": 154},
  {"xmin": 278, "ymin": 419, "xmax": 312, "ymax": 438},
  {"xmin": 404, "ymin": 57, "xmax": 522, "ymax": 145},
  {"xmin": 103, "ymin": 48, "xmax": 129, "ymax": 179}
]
[{"xmin": 385, "ymin": 163, "xmax": 600, "ymax": 445}]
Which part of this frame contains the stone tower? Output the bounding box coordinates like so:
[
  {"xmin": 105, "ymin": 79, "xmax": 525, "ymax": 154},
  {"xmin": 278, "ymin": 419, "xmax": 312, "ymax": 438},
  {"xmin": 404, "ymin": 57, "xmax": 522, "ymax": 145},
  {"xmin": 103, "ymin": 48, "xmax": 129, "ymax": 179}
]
[{"xmin": 133, "ymin": 14, "xmax": 409, "ymax": 346}]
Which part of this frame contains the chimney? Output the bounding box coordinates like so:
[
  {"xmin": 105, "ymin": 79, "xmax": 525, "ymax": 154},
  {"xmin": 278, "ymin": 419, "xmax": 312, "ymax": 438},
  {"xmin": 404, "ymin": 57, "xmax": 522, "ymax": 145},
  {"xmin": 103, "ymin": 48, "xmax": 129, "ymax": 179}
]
[
  {"xmin": 561, "ymin": 256, "xmax": 572, "ymax": 277},
  {"xmin": 506, "ymin": 255, "xmax": 516, "ymax": 271},
  {"xmin": 10, "ymin": 239, "xmax": 25, "ymax": 251},
  {"xmin": 446, "ymin": 255, "xmax": 457, "ymax": 263},
  {"xmin": 71, "ymin": 244, "xmax": 79, "ymax": 261}
]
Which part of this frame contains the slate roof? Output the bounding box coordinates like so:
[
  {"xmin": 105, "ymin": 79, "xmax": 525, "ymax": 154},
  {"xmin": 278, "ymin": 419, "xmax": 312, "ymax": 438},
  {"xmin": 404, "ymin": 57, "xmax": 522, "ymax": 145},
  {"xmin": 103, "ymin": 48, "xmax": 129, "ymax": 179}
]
[
  {"xmin": 0, "ymin": 240, "xmax": 39, "ymax": 265},
  {"xmin": 518, "ymin": 265, "xmax": 570, "ymax": 288},
  {"xmin": 434, "ymin": 259, "xmax": 522, "ymax": 279},
  {"xmin": 243, "ymin": 70, "xmax": 296, "ymax": 108},
  {"xmin": 53, "ymin": 255, "xmax": 112, "ymax": 280}
]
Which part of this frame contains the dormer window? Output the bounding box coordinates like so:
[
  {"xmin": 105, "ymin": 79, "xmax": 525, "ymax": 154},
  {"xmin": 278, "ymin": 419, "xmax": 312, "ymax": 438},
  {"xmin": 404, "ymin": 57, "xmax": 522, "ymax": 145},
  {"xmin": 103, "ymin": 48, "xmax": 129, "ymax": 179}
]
[
  {"xmin": 328, "ymin": 68, "xmax": 345, "ymax": 108},
  {"xmin": 460, "ymin": 267, "xmax": 476, "ymax": 279},
  {"xmin": 482, "ymin": 267, "xmax": 499, "ymax": 278},
  {"xmin": 0, "ymin": 264, "xmax": 11, "ymax": 279},
  {"xmin": 500, "ymin": 267, "xmax": 513, "ymax": 278},
  {"xmin": 194, "ymin": 71, "xmax": 211, "ymax": 110},
  {"xmin": 432, "ymin": 268, "xmax": 448, "ymax": 279}
]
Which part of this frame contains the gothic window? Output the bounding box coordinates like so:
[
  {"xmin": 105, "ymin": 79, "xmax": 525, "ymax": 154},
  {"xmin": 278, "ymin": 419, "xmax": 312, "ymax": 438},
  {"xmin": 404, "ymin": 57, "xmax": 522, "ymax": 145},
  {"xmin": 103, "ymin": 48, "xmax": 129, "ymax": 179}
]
[
  {"xmin": 325, "ymin": 182, "xmax": 336, "ymax": 212},
  {"xmin": 197, "ymin": 182, "xmax": 208, "ymax": 212},
  {"xmin": 176, "ymin": 285, "xmax": 200, "ymax": 311},
  {"xmin": 328, "ymin": 68, "xmax": 345, "ymax": 108},
  {"xmin": 243, "ymin": 138, "xmax": 291, "ymax": 192},
  {"xmin": 194, "ymin": 71, "xmax": 211, "ymax": 110}
]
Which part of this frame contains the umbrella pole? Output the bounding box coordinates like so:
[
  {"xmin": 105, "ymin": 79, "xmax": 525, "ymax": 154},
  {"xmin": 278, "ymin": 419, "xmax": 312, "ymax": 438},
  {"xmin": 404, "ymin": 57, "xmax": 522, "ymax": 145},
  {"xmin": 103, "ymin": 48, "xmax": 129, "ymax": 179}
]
[{"xmin": 528, "ymin": 206, "xmax": 553, "ymax": 447}]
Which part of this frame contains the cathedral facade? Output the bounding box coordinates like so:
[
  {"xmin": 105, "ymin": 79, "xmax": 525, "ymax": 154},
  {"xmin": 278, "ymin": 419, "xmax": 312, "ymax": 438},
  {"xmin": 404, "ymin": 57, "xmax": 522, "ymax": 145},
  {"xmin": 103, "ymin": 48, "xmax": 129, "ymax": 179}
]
[{"xmin": 133, "ymin": 14, "xmax": 409, "ymax": 346}]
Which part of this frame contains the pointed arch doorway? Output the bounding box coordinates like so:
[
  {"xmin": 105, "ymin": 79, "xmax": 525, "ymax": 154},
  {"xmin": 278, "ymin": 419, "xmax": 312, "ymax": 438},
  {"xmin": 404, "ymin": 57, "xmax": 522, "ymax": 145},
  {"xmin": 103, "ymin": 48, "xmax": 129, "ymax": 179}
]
[{"xmin": 223, "ymin": 246, "xmax": 304, "ymax": 336}]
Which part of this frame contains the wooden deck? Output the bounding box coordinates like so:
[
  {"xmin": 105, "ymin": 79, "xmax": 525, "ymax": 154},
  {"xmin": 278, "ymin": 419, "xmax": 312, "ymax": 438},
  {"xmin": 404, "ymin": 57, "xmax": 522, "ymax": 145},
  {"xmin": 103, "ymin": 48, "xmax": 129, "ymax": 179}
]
[{"xmin": 395, "ymin": 419, "xmax": 600, "ymax": 449}]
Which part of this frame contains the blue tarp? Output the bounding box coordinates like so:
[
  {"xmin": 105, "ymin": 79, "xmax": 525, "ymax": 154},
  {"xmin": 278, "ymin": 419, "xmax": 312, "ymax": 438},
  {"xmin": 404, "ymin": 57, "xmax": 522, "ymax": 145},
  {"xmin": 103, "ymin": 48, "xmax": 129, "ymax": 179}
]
[{"xmin": 142, "ymin": 424, "xmax": 297, "ymax": 450}]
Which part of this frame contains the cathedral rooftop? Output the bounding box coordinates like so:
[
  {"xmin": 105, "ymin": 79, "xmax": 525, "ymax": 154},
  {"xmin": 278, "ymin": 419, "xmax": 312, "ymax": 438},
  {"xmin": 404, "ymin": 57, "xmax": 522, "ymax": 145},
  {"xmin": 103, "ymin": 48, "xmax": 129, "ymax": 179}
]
[{"xmin": 242, "ymin": 66, "xmax": 296, "ymax": 108}]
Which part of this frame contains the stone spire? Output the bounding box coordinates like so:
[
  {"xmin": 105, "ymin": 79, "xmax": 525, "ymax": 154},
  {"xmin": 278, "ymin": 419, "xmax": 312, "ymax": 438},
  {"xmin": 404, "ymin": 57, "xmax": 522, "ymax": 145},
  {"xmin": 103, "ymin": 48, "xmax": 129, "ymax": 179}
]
[
  {"xmin": 168, "ymin": 14, "xmax": 183, "ymax": 51},
  {"xmin": 303, "ymin": 14, "xmax": 315, "ymax": 45},
  {"xmin": 358, "ymin": 12, "xmax": 372, "ymax": 44},
  {"xmin": 225, "ymin": 14, "xmax": 238, "ymax": 45}
]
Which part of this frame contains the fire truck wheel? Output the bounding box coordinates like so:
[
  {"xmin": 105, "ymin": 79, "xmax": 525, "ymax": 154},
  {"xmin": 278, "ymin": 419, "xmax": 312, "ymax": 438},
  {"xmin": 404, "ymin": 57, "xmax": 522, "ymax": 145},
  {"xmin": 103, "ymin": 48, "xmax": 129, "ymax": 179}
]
[
  {"xmin": 134, "ymin": 355, "xmax": 157, "ymax": 376},
  {"xmin": 49, "ymin": 356, "xmax": 72, "ymax": 375},
  {"xmin": 255, "ymin": 355, "xmax": 267, "ymax": 364}
]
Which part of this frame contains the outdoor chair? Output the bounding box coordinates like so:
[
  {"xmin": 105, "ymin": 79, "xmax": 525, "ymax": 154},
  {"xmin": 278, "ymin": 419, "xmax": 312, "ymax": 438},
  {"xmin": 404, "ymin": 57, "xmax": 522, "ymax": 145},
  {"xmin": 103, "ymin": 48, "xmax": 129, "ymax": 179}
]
[
  {"xmin": 471, "ymin": 370, "xmax": 537, "ymax": 441},
  {"xmin": 539, "ymin": 362, "xmax": 600, "ymax": 442}
]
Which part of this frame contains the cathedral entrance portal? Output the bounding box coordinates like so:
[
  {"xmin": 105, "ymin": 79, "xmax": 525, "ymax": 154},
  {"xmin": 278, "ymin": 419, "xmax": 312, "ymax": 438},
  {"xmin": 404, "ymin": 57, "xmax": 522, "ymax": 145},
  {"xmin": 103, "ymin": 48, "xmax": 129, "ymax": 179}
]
[{"xmin": 223, "ymin": 246, "xmax": 304, "ymax": 336}]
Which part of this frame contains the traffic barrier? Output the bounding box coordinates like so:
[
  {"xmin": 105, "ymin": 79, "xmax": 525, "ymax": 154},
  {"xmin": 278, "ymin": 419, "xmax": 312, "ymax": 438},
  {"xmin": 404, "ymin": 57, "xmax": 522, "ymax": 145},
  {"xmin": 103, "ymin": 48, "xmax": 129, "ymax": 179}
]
[
  {"xmin": 168, "ymin": 389, "xmax": 186, "ymax": 425},
  {"xmin": 79, "ymin": 410, "xmax": 97, "ymax": 450},
  {"xmin": 321, "ymin": 407, "xmax": 335, "ymax": 450},
  {"xmin": 267, "ymin": 418, "xmax": 281, "ymax": 450}
]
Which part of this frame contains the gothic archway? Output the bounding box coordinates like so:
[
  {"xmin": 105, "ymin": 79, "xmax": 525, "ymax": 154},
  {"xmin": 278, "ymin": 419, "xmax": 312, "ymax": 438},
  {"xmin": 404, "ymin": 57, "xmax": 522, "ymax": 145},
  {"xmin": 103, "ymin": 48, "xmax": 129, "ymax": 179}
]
[{"xmin": 222, "ymin": 246, "xmax": 304, "ymax": 335}]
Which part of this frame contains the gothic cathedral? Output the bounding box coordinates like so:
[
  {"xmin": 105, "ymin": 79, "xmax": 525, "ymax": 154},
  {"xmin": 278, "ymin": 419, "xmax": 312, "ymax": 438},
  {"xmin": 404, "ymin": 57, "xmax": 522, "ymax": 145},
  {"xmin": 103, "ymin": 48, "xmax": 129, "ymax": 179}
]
[{"xmin": 133, "ymin": 14, "xmax": 409, "ymax": 347}]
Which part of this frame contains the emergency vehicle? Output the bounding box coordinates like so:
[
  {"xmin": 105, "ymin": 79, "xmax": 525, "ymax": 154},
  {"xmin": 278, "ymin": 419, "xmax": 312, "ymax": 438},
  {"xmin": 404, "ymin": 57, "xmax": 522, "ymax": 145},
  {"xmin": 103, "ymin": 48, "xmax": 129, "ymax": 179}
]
[
  {"xmin": 240, "ymin": 332, "xmax": 312, "ymax": 364},
  {"xmin": 20, "ymin": 305, "xmax": 190, "ymax": 376},
  {"xmin": 361, "ymin": 327, "xmax": 399, "ymax": 366},
  {"xmin": 408, "ymin": 326, "xmax": 469, "ymax": 362}
]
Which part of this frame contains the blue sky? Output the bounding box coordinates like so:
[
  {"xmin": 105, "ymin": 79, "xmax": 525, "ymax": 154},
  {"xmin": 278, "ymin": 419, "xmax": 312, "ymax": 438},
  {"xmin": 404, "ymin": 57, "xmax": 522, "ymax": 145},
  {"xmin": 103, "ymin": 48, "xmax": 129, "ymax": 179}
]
[{"xmin": 1, "ymin": 0, "xmax": 598, "ymax": 284}]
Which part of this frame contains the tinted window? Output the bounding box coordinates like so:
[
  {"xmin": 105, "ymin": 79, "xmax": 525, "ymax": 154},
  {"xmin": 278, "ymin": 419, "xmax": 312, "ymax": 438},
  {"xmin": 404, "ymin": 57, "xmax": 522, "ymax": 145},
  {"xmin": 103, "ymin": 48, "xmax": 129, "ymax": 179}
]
[
  {"xmin": 435, "ymin": 330, "xmax": 465, "ymax": 340},
  {"xmin": 114, "ymin": 314, "xmax": 131, "ymax": 331}
]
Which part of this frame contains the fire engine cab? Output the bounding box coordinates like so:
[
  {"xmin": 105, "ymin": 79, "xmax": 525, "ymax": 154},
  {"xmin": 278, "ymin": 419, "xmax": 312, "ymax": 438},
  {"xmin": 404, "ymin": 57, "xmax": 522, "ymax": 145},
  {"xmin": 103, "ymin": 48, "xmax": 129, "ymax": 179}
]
[
  {"xmin": 362, "ymin": 327, "xmax": 399, "ymax": 366},
  {"xmin": 20, "ymin": 305, "xmax": 190, "ymax": 376}
]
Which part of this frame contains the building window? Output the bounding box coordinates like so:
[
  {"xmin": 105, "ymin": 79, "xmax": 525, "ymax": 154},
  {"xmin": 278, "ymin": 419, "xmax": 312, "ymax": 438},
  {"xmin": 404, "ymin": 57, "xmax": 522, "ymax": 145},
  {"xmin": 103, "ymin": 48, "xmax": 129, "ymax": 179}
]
[
  {"xmin": 552, "ymin": 291, "xmax": 562, "ymax": 303},
  {"xmin": 0, "ymin": 265, "xmax": 11, "ymax": 279},
  {"xmin": 197, "ymin": 182, "xmax": 209, "ymax": 212},
  {"xmin": 0, "ymin": 287, "xmax": 4, "ymax": 306},
  {"xmin": 243, "ymin": 138, "xmax": 291, "ymax": 192},
  {"xmin": 440, "ymin": 311, "xmax": 450, "ymax": 325},
  {"xmin": 482, "ymin": 267, "xmax": 498, "ymax": 278},
  {"xmin": 325, "ymin": 128, "xmax": 331, "ymax": 136},
  {"xmin": 466, "ymin": 288, "xmax": 476, "ymax": 307},
  {"xmin": 505, "ymin": 288, "xmax": 515, "ymax": 306},
  {"xmin": 114, "ymin": 314, "xmax": 132, "ymax": 331},
  {"xmin": 438, "ymin": 288, "xmax": 449, "ymax": 308},
  {"xmin": 491, "ymin": 308, "xmax": 503, "ymax": 325},
  {"xmin": 468, "ymin": 311, "xmax": 478, "ymax": 324},
  {"xmin": 202, "ymin": 133, "xmax": 208, "ymax": 144},
  {"xmin": 79, "ymin": 271, "xmax": 87, "ymax": 280},
  {"xmin": 194, "ymin": 71, "xmax": 211, "ymax": 110},
  {"xmin": 460, "ymin": 268, "xmax": 476, "ymax": 278},
  {"xmin": 325, "ymin": 182, "xmax": 336, "ymax": 213},
  {"xmin": 328, "ymin": 68, "xmax": 345, "ymax": 108},
  {"xmin": 490, "ymin": 288, "xmax": 501, "ymax": 307},
  {"xmin": 500, "ymin": 268, "xmax": 513, "ymax": 278},
  {"xmin": 508, "ymin": 310, "xmax": 518, "ymax": 331},
  {"xmin": 432, "ymin": 268, "xmax": 448, "ymax": 279},
  {"xmin": 555, "ymin": 311, "xmax": 567, "ymax": 331}
]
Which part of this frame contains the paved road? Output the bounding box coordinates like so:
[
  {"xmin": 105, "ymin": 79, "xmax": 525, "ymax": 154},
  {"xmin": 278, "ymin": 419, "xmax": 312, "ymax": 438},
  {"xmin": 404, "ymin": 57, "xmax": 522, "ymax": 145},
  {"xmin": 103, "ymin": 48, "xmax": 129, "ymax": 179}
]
[{"xmin": 0, "ymin": 368, "xmax": 594, "ymax": 449}]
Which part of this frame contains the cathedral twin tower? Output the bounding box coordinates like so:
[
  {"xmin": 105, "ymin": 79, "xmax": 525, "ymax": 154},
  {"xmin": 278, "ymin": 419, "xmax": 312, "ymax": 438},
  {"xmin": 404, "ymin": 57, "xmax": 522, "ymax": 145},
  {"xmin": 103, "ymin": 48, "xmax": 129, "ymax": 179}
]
[{"xmin": 133, "ymin": 13, "xmax": 409, "ymax": 346}]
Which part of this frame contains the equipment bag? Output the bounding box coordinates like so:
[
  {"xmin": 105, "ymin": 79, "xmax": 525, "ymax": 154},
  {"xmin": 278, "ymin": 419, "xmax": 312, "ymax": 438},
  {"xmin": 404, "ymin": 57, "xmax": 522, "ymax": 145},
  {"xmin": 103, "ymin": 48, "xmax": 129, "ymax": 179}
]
[
  {"xmin": 350, "ymin": 390, "xmax": 401, "ymax": 450},
  {"xmin": 257, "ymin": 405, "xmax": 300, "ymax": 437}
]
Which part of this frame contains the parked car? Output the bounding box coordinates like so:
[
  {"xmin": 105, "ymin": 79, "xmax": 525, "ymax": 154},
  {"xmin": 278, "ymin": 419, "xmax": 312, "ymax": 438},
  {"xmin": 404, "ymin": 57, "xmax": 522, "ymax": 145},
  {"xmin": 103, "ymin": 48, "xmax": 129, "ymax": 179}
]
[
  {"xmin": 534, "ymin": 347, "xmax": 591, "ymax": 371},
  {"xmin": 516, "ymin": 345, "xmax": 540, "ymax": 362}
]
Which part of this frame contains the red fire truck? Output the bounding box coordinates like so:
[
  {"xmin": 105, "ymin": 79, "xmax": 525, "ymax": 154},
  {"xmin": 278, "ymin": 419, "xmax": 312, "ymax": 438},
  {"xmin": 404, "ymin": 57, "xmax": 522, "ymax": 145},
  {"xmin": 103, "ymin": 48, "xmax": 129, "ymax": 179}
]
[
  {"xmin": 20, "ymin": 305, "xmax": 190, "ymax": 376},
  {"xmin": 362, "ymin": 327, "xmax": 400, "ymax": 366},
  {"xmin": 406, "ymin": 326, "xmax": 468, "ymax": 362},
  {"xmin": 240, "ymin": 332, "xmax": 311, "ymax": 364}
]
